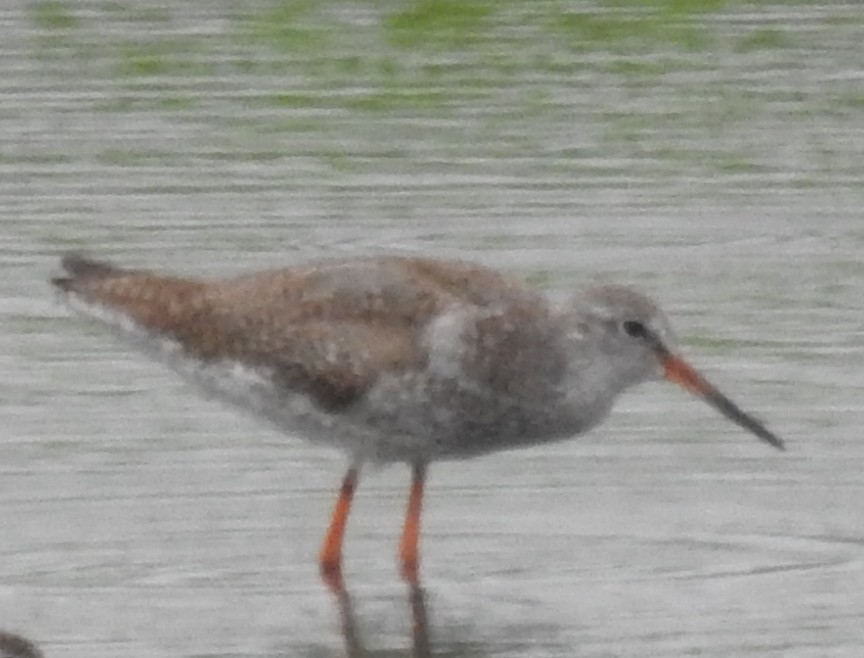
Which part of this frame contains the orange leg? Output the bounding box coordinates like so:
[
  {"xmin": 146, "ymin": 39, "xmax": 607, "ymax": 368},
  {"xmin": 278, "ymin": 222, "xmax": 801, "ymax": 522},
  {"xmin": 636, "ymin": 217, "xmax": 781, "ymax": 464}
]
[
  {"xmin": 398, "ymin": 463, "xmax": 427, "ymax": 583},
  {"xmin": 319, "ymin": 468, "xmax": 359, "ymax": 583}
]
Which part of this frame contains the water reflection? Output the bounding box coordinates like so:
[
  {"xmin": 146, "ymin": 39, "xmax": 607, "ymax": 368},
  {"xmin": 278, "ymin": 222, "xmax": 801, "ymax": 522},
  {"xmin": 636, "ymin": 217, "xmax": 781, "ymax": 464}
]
[{"xmin": 325, "ymin": 575, "xmax": 433, "ymax": 658}]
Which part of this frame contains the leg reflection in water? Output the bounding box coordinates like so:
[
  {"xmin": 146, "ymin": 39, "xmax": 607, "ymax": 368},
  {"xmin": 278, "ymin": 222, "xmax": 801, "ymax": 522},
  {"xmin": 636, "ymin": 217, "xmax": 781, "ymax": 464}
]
[{"xmin": 322, "ymin": 572, "xmax": 432, "ymax": 658}]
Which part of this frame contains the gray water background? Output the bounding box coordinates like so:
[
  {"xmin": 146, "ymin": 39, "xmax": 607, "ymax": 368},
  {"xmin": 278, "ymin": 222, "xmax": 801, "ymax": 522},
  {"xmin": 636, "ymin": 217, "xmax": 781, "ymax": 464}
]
[{"xmin": 1, "ymin": 1, "xmax": 863, "ymax": 656}]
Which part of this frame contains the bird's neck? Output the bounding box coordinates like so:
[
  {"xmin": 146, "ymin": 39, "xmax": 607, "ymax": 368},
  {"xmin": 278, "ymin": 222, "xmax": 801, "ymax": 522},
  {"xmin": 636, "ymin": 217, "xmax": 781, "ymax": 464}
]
[{"xmin": 559, "ymin": 346, "xmax": 637, "ymax": 433}]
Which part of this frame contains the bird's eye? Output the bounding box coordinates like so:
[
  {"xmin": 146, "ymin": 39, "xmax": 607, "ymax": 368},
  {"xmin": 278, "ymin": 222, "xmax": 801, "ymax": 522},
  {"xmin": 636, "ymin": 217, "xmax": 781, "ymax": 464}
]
[{"xmin": 622, "ymin": 320, "xmax": 647, "ymax": 338}]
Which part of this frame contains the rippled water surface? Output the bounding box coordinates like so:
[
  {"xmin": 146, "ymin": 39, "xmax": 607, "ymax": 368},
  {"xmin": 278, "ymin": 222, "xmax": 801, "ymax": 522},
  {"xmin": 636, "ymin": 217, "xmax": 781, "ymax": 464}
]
[{"xmin": 2, "ymin": 1, "xmax": 863, "ymax": 656}]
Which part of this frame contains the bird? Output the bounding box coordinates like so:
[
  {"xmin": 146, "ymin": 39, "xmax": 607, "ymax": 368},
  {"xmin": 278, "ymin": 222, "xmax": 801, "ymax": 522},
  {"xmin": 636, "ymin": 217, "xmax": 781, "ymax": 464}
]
[
  {"xmin": 0, "ymin": 632, "xmax": 43, "ymax": 658},
  {"xmin": 51, "ymin": 253, "xmax": 784, "ymax": 582}
]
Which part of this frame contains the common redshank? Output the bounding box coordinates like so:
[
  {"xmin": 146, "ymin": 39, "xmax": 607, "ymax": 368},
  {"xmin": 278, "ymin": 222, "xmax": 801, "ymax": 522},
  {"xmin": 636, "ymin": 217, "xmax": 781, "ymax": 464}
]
[{"xmin": 52, "ymin": 253, "xmax": 784, "ymax": 582}]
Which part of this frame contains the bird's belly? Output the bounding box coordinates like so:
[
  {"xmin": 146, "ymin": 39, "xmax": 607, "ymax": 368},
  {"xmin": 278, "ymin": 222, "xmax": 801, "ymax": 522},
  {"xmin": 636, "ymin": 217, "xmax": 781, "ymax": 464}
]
[
  {"xmin": 352, "ymin": 374, "xmax": 588, "ymax": 462},
  {"xmin": 118, "ymin": 336, "xmax": 588, "ymax": 464},
  {"xmin": 165, "ymin": 355, "xmax": 356, "ymax": 446}
]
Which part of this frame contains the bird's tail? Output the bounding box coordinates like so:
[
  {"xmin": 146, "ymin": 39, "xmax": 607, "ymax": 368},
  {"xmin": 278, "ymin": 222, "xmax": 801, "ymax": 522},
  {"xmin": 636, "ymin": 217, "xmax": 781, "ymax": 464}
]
[
  {"xmin": 51, "ymin": 252, "xmax": 126, "ymax": 293},
  {"xmin": 51, "ymin": 253, "xmax": 215, "ymax": 356}
]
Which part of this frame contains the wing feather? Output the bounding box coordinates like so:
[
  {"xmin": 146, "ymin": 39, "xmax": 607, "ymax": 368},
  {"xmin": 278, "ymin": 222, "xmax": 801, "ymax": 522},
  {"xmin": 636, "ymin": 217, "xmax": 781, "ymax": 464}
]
[{"xmin": 54, "ymin": 254, "xmax": 557, "ymax": 410}]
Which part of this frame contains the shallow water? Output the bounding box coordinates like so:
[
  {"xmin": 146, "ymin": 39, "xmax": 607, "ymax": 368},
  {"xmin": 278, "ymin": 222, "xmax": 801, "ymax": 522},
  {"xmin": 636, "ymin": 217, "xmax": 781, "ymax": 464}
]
[{"xmin": 2, "ymin": 1, "xmax": 864, "ymax": 656}]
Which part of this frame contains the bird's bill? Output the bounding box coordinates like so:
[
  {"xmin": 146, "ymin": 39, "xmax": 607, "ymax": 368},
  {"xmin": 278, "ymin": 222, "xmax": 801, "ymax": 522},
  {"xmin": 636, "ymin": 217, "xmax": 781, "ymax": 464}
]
[{"xmin": 662, "ymin": 354, "xmax": 785, "ymax": 450}]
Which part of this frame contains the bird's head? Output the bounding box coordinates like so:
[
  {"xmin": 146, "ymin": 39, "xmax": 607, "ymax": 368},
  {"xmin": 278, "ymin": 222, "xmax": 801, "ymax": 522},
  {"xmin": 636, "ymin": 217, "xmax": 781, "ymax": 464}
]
[{"xmin": 567, "ymin": 285, "xmax": 784, "ymax": 450}]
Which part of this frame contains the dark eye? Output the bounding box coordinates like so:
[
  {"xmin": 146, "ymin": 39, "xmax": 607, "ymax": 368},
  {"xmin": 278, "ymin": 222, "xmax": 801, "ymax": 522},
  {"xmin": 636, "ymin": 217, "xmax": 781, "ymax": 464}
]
[{"xmin": 622, "ymin": 320, "xmax": 647, "ymax": 338}]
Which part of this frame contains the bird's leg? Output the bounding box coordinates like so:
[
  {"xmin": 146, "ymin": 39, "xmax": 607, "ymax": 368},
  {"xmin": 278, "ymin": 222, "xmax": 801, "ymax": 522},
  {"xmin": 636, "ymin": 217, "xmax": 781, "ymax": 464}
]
[
  {"xmin": 399, "ymin": 462, "xmax": 427, "ymax": 583},
  {"xmin": 319, "ymin": 467, "xmax": 359, "ymax": 586}
]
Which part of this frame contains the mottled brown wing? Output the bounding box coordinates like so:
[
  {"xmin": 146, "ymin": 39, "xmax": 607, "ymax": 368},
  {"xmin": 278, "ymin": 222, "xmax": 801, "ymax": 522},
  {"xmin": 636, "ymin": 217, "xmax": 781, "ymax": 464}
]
[
  {"xmin": 52, "ymin": 255, "xmax": 427, "ymax": 410},
  {"xmin": 207, "ymin": 256, "xmax": 557, "ymax": 407},
  {"xmin": 206, "ymin": 256, "xmax": 534, "ymax": 325},
  {"xmin": 231, "ymin": 319, "xmax": 421, "ymax": 411},
  {"xmin": 53, "ymin": 254, "xmax": 551, "ymax": 411},
  {"xmin": 204, "ymin": 256, "xmax": 539, "ymax": 407}
]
